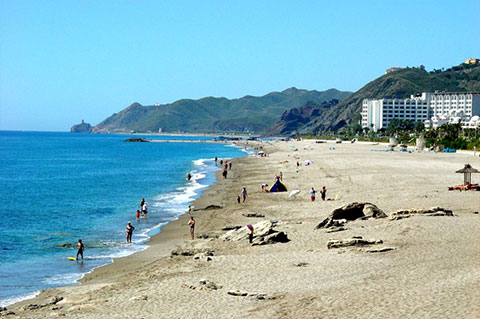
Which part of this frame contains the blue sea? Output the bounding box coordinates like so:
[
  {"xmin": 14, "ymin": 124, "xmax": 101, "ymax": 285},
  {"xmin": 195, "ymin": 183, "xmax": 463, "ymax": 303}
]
[{"xmin": 0, "ymin": 131, "xmax": 249, "ymax": 306}]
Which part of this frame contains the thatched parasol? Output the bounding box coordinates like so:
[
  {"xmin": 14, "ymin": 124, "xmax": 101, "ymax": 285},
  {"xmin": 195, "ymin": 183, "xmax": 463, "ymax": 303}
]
[{"xmin": 456, "ymin": 164, "xmax": 480, "ymax": 185}]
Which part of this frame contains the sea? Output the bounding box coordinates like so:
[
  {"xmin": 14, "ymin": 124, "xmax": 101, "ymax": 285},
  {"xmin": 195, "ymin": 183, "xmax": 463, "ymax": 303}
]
[{"xmin": 0, "ymin": 131, "xmax": 250, "ymax": 307}]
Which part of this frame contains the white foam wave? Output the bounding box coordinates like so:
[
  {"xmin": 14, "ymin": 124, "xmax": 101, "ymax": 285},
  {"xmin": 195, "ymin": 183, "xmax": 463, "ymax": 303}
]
[
  {"xmin": 42, "ymin": 273, "xmax": 83, "ymax": 286},
  {"xmin": 0, "ymin": 291, "xmax": 39, "ymax": 307}
]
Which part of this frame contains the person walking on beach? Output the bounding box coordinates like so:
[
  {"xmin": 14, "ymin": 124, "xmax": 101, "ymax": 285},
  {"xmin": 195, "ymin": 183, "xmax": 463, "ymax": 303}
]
[
  {"xmin": 188, "ymin": 216, "xmax": 195, "ymax": 240},
  {"xmin": 126, "ymin": 221, "xmax": 135, "ymax": 243},
  {"xmin": 241, "ymin": 187, "xmax": 247, "ymax": 203},
  {"xmin": 279, "ymin": 171, "xmax": 283, "ymax": 181},
  {"xmin": 321, "ymin": 186, "xmax": 327, "ymax": 201},
  {"xmin": 76, "ymin": 239, "xmax": 84, "ymax": 261},
  {"xmin": 222, "ymin": 169, "xmax": 228, "ymax": 179},
  {"xmin": 310, "ymin": 187, "xmax": 316, "ymax": 202},
  {"xmin": 247, "ymin": 224, "xmax": 254, "ymax": 244}
]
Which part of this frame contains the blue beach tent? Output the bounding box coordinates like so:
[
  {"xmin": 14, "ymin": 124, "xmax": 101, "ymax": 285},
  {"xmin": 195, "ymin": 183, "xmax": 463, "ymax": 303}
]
[{"xmin": 269, "ymin": 179, "xmax": 287, "ymax": 192}]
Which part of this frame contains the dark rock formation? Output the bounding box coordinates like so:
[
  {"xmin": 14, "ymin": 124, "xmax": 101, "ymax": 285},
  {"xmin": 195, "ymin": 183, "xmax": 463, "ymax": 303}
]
[
  {"xmin": 316, "ymin": 202, "xmax": 387, "ymax": 229},
  {"xmin": 70, "ymin": 120, "xmax": 92, "ymax": 133},
  {"xmin": 124, "ymin": 138, "xmax": 150, "ymax": 142}
]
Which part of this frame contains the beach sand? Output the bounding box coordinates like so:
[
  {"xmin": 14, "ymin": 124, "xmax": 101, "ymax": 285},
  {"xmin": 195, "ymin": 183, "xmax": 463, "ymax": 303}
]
[{"xmin": 7, "ymin": 140, "xmax": 480, "ymax": 318}]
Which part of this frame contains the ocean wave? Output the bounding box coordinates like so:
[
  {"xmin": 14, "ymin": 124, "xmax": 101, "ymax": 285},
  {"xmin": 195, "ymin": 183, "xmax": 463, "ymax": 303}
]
[
  {"xmin": 0, "ymin": 291, "xmax": 39, "ymax": 308},
  {"xmin": 42, "ymin": 273, "xmax": 83, "ymax": 286}
]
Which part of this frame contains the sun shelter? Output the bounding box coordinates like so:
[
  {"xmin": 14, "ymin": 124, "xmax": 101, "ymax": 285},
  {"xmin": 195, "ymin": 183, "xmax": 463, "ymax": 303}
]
[
  {"xmin": 456, "ymin": 164, "xmax": 480, "ymax": 185},
  {"xmin": 269, "ymin": 179, "xmax": 287, "ymax": 192}
]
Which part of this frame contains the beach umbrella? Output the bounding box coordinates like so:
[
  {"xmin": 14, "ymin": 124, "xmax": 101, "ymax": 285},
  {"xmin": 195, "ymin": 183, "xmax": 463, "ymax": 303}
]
[{"xmin": 456, "ymin": 164, "xmax": 480, "ymax": 185}]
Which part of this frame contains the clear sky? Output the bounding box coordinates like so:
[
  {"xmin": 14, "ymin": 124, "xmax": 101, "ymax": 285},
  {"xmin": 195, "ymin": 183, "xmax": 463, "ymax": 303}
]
[{"xmin": 1, "ymin": 0, "xmax": 479, "ymax": 131}]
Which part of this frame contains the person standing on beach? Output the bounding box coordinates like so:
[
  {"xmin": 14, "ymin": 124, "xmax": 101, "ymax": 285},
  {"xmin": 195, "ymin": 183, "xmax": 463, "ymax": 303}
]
[
  {"xmin": 310, "ymin": 187, "xmax": 316, "ymax": 202},
  {"xmin": 126, "ymin": 222, "xmax": 135, "ymax": 243},
  {"xmin": 188, "ymin": 216, "xmax": 195, "ymax": 240},
  {"xmin": 247, "ymin": 224, "xmax": 254, "ymax": 244},
  {"xmin": 279, "ymin": 171, "xmax": 283, "ymax": 181},
  {"xmin": 222, "ymin": 169, "xmax": 228, "ymax": 179},
  {"xmin": 321, "ymin": 186, "xmax": 327, "ymax": 201},
  {"xmin": 229, "ymin": 162, "xmax": 232, "ymax": 170},
  {"xmin": 241, "ymin": 187, "xmax": 247, "ymax": 203},
  {"xmin": 76, "ymin": 239, "xmax": 84, "ymax": 261}
]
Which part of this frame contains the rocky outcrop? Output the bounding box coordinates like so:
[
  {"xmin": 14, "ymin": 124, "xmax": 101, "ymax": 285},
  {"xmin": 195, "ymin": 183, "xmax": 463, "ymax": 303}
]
[
  {"xmin": 70, "ymin": 121, "xmax": 92, "ymax": 133},
  {"xmin": 390, "ymin": 207, "xmax": 454, "ymax": 220},
  {"xmin": 124, "ymin": 138, "xmax": 150, "ymax": 142},
  {"xmin": 316, "ymin": 202, "xmax": 387, "ymax": 229},
  {"xmin": 220, "ymin": 220, "xmax": 289, "ymax": 245},
  {"xmin": 327, "ymin": 236, "xmax": 383, "ymax": 249}
]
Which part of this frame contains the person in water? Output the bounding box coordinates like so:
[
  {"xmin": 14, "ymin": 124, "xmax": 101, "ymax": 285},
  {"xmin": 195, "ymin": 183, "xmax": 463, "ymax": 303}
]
[
  {"xmin": 76, "ymin": 239, "xmax": 84, "ymax": 260},
  {"xmin": 136, "ymin": 210, "xmax": 140, "ymax": 219},
  {"xmin": 140, "ymin": 198, "xmax": 145, "ymax": 211},
  {"xmin": 126, "ymin": 221, "xmax": 135, "ymax": 243},
  {"xmin": 142, "ymin": 202, "xmax": 148, "ymax": 216},
  {"xmin": 188, "ymin": 216, "xmax": 195, "ymax": 240},
  {"xmin": 187, "ymin": 172, "xmax": 192, "ymax": 181}
]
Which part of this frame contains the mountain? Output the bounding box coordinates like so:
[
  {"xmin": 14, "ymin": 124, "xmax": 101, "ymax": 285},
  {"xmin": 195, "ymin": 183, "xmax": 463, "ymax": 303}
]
[
  {"xmin": 286, "ymin": 63, "xmax": 480, "ymax": 133},
  {"xmin": 92, "ymin": 88, "xmax": 351, "ymax": 134},
  {"xmin": 269, "ymin": 100, "xmax": 340, "ymax": 136},
  {"xmin": 70, "ymin": 120, "xmax": 93, "ymax": 133}
]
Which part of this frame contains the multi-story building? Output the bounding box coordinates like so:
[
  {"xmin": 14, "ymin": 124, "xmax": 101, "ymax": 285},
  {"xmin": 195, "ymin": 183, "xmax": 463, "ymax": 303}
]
[{"xmin": 362, "ymin": 92, "xmax": 480, "ymax": 131}]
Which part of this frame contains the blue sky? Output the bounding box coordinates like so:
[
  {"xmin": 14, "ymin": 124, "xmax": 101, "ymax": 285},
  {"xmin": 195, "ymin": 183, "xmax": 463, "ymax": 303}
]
[{"xmin": 1, "ymin": 0, "xmax": 479, "ymax": 131}]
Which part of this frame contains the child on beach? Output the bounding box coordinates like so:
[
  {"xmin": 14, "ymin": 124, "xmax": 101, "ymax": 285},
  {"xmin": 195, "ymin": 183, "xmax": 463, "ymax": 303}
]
[
  {"xmin": 310, "ymin": 187, "xmax": 316, "ymax": 202},
  {"xmin": 247, "ymin": 224, "xmax": 254, "ymax": 244},
  {"xmin": 188, "ymin": 216, "xmax": 195, "ymax": 240},
  {"xmin": 237, "ymin": 195, "xmax": 241, "ymax": 204},
  {"xmin": 76, "ymin": 239, "xmax": 84, "ymax": 261},
  {"xmin": 126, "ymin": 222, "xmax": 135, "ymax": 243}
]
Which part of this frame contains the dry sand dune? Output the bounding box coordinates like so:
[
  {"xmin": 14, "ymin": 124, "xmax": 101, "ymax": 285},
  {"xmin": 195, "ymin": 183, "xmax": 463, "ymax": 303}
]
[{"xmin": 8, "ymin": 140, "xmax": 480, "ymax": 319}]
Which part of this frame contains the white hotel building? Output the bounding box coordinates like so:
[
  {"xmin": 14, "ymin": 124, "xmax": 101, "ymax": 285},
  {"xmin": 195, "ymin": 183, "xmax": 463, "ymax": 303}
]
[{"xmin": 361, "ymin": 92, "xmax": 480, "ymax": 131}]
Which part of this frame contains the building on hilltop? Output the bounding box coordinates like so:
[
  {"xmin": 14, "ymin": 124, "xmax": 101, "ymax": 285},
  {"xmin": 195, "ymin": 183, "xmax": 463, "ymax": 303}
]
[
  {"xmin": 362, "ymin": 92, "xmax": 480, "ymax": 131},
  {"xmin": 385, "ymin": 67, "xmax": 404, "ymax": 74},
  {"xmin": 465, "ymin": 58, "xmax": 480, "ymax": 65}
]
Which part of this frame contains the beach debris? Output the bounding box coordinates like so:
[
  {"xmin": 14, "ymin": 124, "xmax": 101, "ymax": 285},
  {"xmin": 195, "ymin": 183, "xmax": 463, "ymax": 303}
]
[
  {"xmin": 124, "ymin": 138, "xmax": 150, "ymax": 142},
  {"xmin": 366, "ymin": 247, "xmax": 396, "ymax": 253},
  {"xmin": 194, "ymin": 205, "xmax": 223, "ymax": 211},
  {"xmin": 0, "ymin": 309, "xmax": 15, "ymax": 316},
  {"xmin": 242, "ymin": 213, "xmax": 265, "ymax": 218},
  {"xmin": 325, "ymin": 226, "xmax": 347, "ymax": 233},
  {"xmin": 474, "ymin": 211, "xmax": 479, "ymax": 215},
  {"xmin": 198, "ymin": 279, "xmax": 222, "ymax": 291},
  {"xmin": 390, "ymin": 207, "xmax": 454, "ymax": 220},
  {"xmin": 221, "ymin": 220, "xmax": 289, "ymax": 245},
  {"xmin": 294, "ymin": 262, "xmax": 309, "ymax": 267},
  {"xmin": 193, "ymin": 251, "xmax": 214, "ymax": 261},
  {"xmin": 171, "ymin": 248, "xmax": 214, "ymax": 257},
  {"xmin": 327, "ymin": 236, "xmax": 383, "ymax": 249},
  {"xmin": 227, "ymin": 290, "xmax": 248, "ymax": 297},
  {"xmin": 221, "ymin": 225, "xmax": 242, "ymax": 231},
  {"xmin": 316, "ymin": 202, "xmax": 387, "ymax": 229}
]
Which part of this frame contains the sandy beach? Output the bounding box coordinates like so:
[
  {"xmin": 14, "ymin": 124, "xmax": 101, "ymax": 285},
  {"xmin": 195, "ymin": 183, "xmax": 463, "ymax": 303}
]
[{"xmin": 7, "ymin": 140, "xmax": 480, "ymax": 319}]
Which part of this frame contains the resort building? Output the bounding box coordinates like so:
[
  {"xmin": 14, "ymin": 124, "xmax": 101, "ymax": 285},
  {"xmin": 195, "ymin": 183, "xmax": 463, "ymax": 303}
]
[
  {"xmin": 465, "ymin": 58, "xmax": 480, "ymax": 65},
  {"xmin": 362, "ymin": 92, "xmax": 480, "ymax": 131}
]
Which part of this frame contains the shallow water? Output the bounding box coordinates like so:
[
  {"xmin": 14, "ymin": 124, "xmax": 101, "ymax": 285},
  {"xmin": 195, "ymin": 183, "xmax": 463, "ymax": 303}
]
[{"xmin": 0, "ymin": 131, "xmax": 248, "ymax": 306}]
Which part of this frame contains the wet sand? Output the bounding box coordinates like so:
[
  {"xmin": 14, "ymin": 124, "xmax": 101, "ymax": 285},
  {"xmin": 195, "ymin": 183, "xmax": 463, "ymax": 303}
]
[{"xmin": 8, "ymin": 140, "xmax": 480, "ymax": 318}]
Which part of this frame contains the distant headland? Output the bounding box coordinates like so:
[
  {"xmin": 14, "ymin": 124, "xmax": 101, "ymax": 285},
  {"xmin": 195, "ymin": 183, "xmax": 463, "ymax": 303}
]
[{"xmin": 70, "ymin": 120, "xmax": 93, "ymax": 133}]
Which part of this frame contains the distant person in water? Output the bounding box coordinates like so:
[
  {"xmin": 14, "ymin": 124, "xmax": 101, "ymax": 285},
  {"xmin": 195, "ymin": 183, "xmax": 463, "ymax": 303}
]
[
  {"xmin": 187, "ymin": 172, "xmax": 192, "ymax": 181},
  {"xmin": 126, "ymin": 222, "xmax": 135, "ymax": 243},
  {"xmin": 310, "ymin": 187, "xmax": 316, "ymax": 202},
  {"xmin": 214, "ymin": 157, "xmax": 218, "ymax": 165},
  {"xmin": 241, "ymin": 187, "xmax": 247, "ymax": 203},
  {"xmin": 222, "ymin": 169, "xmax": 228, "ymax": 179},
  {"xmin": 76, "ymin": 239, "xmax": 84, "ymax": 260},
  {"xmin": 140, "ymin": 198, "xmax": 145, "ymax": 210},
  {"xmin": 136, "ymin": 210, "xmax": 140, "ymax": 219},
  {"xmin": 321, "ymin": 186, "xmax": 327, "ymax": 201},
  {"xmin": 142, "ymin": 202, "xmax": 148, "ymax": 216},
  {"xmin": 188, "ymin": 216, "xmax": 195, "ymax": 240}
]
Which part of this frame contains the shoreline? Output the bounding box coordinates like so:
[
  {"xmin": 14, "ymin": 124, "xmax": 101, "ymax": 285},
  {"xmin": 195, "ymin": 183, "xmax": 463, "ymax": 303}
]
[
  {"xmin": 7, "ymin": 140, "xmax": 480, "ymax": 318},
  {"xmin": 7, "ymin": 141, "xmax": 260, "ymax": 309}
]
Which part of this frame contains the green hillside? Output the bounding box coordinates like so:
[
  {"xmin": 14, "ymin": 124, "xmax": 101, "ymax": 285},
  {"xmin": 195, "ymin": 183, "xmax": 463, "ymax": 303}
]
[
  {"xmin": 297, "ymin": 63, "xmax": 480, "ymax": 133},
  {"xmin": 93, "ymin": 88, "xmax": 351, "ymax": 134}
]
